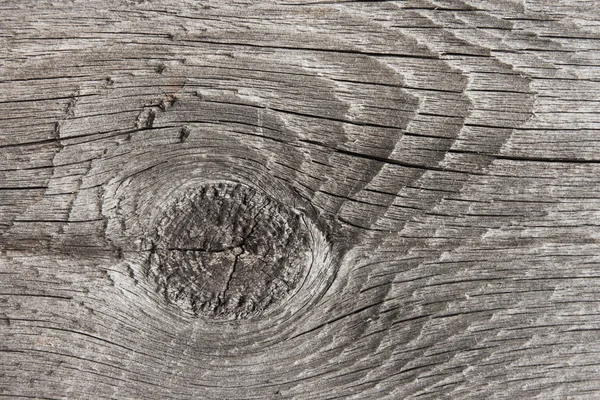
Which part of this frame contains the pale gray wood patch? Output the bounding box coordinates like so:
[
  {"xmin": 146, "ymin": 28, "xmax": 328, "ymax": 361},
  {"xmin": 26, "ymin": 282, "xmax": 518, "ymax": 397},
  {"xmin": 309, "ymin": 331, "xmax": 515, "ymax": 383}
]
[{"xmin": 1, "ymin": 0, "xmax": 600, "ymax": 399}]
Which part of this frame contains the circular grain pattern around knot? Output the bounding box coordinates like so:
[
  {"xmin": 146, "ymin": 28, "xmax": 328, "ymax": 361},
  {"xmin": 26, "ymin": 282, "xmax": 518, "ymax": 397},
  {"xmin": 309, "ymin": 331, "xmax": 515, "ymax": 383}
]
[{"xmin": 146, "ymin": 181, "xmax": 312, "ymax": 320}]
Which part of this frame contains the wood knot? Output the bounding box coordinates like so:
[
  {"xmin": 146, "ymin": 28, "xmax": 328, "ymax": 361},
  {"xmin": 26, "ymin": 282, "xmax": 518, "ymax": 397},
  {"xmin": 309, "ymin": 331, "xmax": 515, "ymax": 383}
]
[{"xmin": 146, "ymin": 182, "xmax": 313, "ymax": 320}]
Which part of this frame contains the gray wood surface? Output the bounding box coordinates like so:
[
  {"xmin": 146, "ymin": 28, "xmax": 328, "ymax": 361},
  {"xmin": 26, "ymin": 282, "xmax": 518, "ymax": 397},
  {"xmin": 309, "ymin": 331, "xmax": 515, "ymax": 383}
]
[{"xmin": 1, "ymin": 0, "xmax": 600, "ymax": 399}]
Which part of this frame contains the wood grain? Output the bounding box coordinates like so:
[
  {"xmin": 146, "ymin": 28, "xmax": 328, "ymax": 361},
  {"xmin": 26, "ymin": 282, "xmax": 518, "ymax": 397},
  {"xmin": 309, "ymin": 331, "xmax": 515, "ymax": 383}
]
[{"xmin": 1, "ymin": 0, "xmax": 600, "ymax": 398}]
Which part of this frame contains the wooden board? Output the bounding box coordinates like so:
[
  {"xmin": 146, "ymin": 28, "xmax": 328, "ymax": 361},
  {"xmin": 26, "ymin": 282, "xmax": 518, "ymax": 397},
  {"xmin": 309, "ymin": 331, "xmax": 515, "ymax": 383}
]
[{"xmin": 1, "ymin": 0, "xmax": 600, "ymax": 398}]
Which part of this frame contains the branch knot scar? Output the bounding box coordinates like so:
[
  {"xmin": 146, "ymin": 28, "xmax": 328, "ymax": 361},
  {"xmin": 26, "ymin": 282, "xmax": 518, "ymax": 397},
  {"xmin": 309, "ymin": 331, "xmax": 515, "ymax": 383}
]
[{"xmin": 146, "ymin": 182, "xmax": 314, "ymax": 320}]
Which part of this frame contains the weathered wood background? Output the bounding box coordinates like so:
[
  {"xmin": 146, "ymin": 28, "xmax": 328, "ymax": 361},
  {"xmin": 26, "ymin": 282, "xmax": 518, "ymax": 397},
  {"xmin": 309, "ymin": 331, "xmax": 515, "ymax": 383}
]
[{"xmin": 2, "ymin": 0, "xmax": 600, "ymax": 399}]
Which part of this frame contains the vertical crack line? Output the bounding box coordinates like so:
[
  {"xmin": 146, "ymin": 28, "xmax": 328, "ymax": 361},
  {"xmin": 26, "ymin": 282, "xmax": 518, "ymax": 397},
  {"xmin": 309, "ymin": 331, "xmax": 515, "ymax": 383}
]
[{"xmin": 224, "ymin": 246, "xmax": 244, "ymax": 295}]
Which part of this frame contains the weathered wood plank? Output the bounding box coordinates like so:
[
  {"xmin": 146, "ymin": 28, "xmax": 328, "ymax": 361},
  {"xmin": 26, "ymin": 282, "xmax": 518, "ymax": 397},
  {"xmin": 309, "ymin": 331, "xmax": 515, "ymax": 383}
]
[{"xmin": 1, "ymin": 0, "xmax": 600, "ymax": 399}]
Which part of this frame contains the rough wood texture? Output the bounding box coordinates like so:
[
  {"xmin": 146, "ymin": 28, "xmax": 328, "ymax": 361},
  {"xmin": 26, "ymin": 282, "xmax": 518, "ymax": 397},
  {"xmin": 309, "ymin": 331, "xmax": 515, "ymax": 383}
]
[
  {"xmin": 1, "ymin": 0, "xmax": 600, "ymax": 399},
  {"xmin": 146, "ymin": 181, "xmax": 318, "ymax": 319}
]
